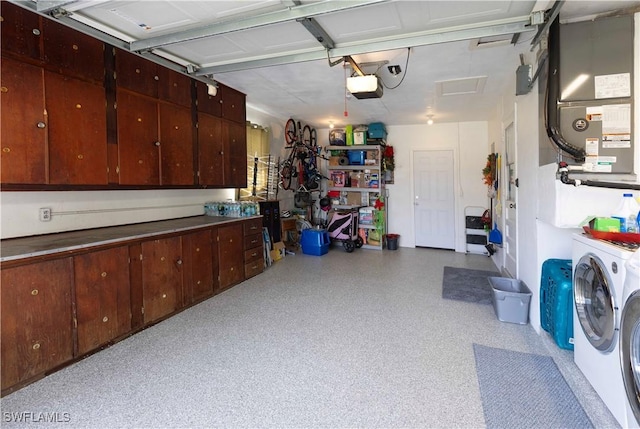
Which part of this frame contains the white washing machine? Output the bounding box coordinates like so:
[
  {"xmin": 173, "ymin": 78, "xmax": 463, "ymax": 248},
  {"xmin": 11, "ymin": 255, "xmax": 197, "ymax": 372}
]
[
  {"xmin": 573, "ymin": 233, "xmax": 636, "ymax": 427},
  {"xmin": 620, "ymin": 249, "xmax": 640, "ymax": 429}
]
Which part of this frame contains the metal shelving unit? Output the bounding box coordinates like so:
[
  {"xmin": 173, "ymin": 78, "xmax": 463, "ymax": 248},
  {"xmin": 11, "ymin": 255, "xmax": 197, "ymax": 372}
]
[{"xmin": 325, "ymin": 145, "xmax": 387, "ymax": 250}]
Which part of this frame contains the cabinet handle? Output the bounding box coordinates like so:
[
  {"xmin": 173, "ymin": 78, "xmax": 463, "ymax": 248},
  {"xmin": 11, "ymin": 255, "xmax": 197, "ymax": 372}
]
[
  {"xmin": 102, "ymin": 316, "xmax": 109, "ymax": 323},
  {"xmin": 251, "ymin": 252, "xmax": 257, "ymax": 257},
  {"xmin": 32, "ymin": 29, "xmax": 40, "ymax": 36},
  {"xmin": 176, "ymin": 259, "xmax": 183, "ymax": 265},
  {"xmin": 162, "ymin": 293, "xmax": 167, "ymax": 298},
  {"xmin": 36, "ymin": 122, "xmax": 46, "ymax": 129},
  {"xmin": 32, "ymin": 343, "xmax": 41, "ymax": 350},
  {"xmin": 251, "ymin": 239, "xmax": 257, "ymax": 244},
  {"xmin": 219, "ymin": 151, "xmax": 224, "ymax": 155},
  {"xmin": 31, "ymin": 289, "xmax": 38, "ymax": 296},
  {"xmin": 154, "ymin": 141, "xmax": 161, "ymax": 147},
  {"xmin": 101, "ymin": 272, "xmax": 107, "ymax": 277}
]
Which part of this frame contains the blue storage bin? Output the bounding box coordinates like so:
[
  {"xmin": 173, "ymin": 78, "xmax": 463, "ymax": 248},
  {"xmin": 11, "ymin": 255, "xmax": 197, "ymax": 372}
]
[
  {"xmin": 540, "ymin": 259, "xmax": 574, "ymax": 350},
  {"xmin": 347, "ymin": 150, "xmax": 365, "ymax": 165},
  {"xmin": 301, "ymin": 229, "xmax": 330, "ymax": 256},
  {"xmin": 368, "ymin": 122, "xmax": 387, "ymax": 140}
]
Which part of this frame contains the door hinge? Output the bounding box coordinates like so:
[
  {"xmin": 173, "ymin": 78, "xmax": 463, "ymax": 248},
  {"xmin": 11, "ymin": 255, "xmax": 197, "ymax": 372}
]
[
  {"xmin": 139, "ymin": 254, "xmax": 143, "ymax": 261},
  {"xmin": 141, "ymin": 307, "xmax": 144, "ymax": 314}
]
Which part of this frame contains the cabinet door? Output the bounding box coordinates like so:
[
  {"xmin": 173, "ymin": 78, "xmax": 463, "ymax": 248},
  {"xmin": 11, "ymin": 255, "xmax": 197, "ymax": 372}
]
[
  {"xmin": 197, "ymin": 113, "xmax": 224, "ymax": 186},
  {"xmin": 115, "ymin": 49, "xmax": 158, "ymax": 98},
  {"xmin": 196, "ymin": 80, "xmax": 222, "ymax": 117},
  {"xmin": 220, "ymin": 84, "xmax": 246, "ymax": 124},
  {"xmin": 157, "ymin": 67, "xmax": 192, "ymax": 108},
  {"xmin": 159, "ymin": 102, "xmax": 195, "ymax": 185},
  {"xmin": 45, "ymin": 71, "xmax": 109, "ymax": 185},
  {"xmin": 116, "ymin": 89, "xmax": 160, "ymax": 185},
  {"xmin": 218, "ymin": 224, "xmax": 244, "ymax": 291},
  {"xmin": 0, "ymin": 2, "xmax": 42, "ymax": 61},
  {"xmin": 224, "ymin": 121, "xmax": 247, "ymax": 187},
  {"xmin": 1, "ymin": 259, "xmax": 73, "ymax": 392},
  {"xmin": 183, "ymin": 229, "xmax": 216, "ymax": 303},
  {"xmin": 0, "ymin": 58, "xmax": 47, "ymax": 184},
  {"xmin": 74, "ymin": 246, "xmax": 131, "ymax": 356},
  {"xmin": 42, "ymin": 19, "xmax": 104, "ymax": 84},
  {"xmin": 141, "ymin": 236, "xmax": 183, "ymax": 324}
]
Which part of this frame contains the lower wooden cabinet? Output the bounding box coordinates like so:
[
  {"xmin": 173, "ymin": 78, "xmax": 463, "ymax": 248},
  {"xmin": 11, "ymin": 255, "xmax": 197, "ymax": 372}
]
[
  {"xmin": 1, "ymin": 259, "xmax": 74, "ymax": 391},
  {"xmin": 244, "ymin": 218, "xmax": 264, "ymax": 279},
  {"xmin": 74, "ymin": 246, "xmax": 131, "ymax": 355},
  {"xmin": 183, "ymin": 229, "xmax": 217, "ymax": 304},
  {"xmin": 0, "ymin": 217, "xmax": 262, "ymax": 395},
  {"xmin": 141, "ymin": 236, "xmax": 183, "ymax": 324},
  {"xmin": 218, "ymin": 223, "xmax": 245, "ymax": 291}
]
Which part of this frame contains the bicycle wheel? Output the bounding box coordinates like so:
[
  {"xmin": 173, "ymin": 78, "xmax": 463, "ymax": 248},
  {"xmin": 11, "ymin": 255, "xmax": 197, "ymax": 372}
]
[
  {"xmin": 280, "ymin": 160, "xmax": 294, "ymax": 190},
  {"xmin": 310, "ymin": 128, "xmax": 317, "ymax": 147},
  {"xmin": 284, "ymin": 118, "xmax": 297, "ymax": 145},
  {"xmin": 302, "ymin": 125, "xmax": 311, "ymax": 145}
]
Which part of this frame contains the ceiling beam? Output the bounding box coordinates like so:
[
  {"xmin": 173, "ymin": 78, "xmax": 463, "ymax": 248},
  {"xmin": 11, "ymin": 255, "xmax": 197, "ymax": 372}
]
[
  {"xmin": 129, "ymin": 0, "xmax": 388, "ymax": 52},
  {"xmin": 195, "ymin": 16, "xmax": 534, "ymax": 75}
]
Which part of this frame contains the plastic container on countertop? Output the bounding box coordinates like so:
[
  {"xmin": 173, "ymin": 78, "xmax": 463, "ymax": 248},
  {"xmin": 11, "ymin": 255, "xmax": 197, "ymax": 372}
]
[{"xmin": 612, "ymin": 193, "xmax": 640, "ymax": 233}]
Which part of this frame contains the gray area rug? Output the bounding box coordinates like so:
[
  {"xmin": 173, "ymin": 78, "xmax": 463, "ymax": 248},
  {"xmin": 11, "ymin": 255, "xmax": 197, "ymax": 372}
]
[
  {"xmin": 473, "ymin": 344, "xmax": 593, "ymax": 429},
  {"xmin": 442, "ymin": 266, "xmax": 499, "ymax": 304}
]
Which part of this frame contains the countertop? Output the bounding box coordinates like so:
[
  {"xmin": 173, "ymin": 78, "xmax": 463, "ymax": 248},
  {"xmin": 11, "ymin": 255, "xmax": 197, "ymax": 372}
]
[{"xmin": 0, "ymin": 215, "xmax": 258, "ymax": 262}]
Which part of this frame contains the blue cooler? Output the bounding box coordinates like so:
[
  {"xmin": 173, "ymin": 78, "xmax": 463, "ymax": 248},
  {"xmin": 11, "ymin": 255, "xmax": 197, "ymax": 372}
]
[
  {"xmin": 540, "ymin": 259, "xmax": 574, "ymax": 350},
  {"xmin": 301, "ymin": 229, "xmax": 330, "ymax": 256}
]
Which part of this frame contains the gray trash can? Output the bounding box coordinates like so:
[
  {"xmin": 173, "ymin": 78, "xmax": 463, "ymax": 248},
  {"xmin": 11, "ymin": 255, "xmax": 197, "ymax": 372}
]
[{"xmin": 488, "ymin": 277, "xmax": 532, "ymax": 324}]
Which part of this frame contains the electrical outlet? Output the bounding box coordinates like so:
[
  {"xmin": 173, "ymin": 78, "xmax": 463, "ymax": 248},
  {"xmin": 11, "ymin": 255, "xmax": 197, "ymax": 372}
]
[{"xmin": 39, "ymin": 208, "xmax": 52, "ymax": 222}]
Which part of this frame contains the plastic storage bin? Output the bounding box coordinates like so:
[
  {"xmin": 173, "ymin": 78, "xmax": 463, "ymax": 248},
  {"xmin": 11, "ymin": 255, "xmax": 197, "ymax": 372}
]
[
  {"xmin": 348, "ymin": 150, "xmax": 365, "ymax": 165},
  {"xmin": 301, "ymin": 229, "xmax": 330, "ymax": 256},
  {"xmin": 489, "ymin": 277, "xmax": 532, "ymax": 324},
  {"xmin": 540, "ymin": 259, "xmax": 574, "ymax": 350}
]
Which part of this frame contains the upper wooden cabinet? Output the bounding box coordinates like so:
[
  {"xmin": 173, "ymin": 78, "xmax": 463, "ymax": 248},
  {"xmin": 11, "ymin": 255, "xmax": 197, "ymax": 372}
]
[
  {"xmin": 1, "ymin": 258, "xmax": 74, "ymax": 392},
  {"xmin": 196, "ymin": 80, "xmax": 222, "ymax": 116},
  {"xmin": 45, "ymin": 71, "xmax": 109, "ymax": 185},
  {"xmin": 0, "ymin": 58, "xmax": 47, "ymax": 184},
  {"xmin": 224, "ymin": 121, "xmax": 248, "ymax": 188},
  {"xmin": 159, "ymin": 102, "xmax": 196, "ymax": 186},
  {"xmin": 42, "ymin": 18, "xmax": 105, "ymax": 84},
  {"xmin": 0, "ymin": 1, "xmax": 43, "ymax": 61},
  {"xmin": 115, "ymin": 49, "xmax": 193, "ymax": 108},
  {"xmin": 220, "ymin": 85, "xmax": 246, "ymax": 124}
]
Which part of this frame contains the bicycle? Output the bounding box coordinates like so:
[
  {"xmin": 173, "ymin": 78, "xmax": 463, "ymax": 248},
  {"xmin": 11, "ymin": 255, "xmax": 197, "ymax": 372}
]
[{"xmin": 279, "ymin": 119, "xmax": 326, "ymax": 191}]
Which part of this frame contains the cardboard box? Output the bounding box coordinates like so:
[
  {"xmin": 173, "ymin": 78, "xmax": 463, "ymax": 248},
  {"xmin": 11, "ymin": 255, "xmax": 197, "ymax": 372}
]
[
  {"xmin": 590, "ymin": 217, "xmax": 621, "ymax": 232},
  {"xmin": 330, "ymin": 171, "xmax": 346, "ymax": 187},
  {"xmin": 347, "ymin": 192, "xmax": 361, "ymax": 206}
]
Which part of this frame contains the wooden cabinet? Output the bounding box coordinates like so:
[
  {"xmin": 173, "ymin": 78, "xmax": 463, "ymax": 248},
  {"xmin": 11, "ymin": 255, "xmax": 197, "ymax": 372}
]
[
  {"xmin": 183, "ymin": 229, "xmax": 217, "ymax": 304},
  {"xmin": 115, "ymin": 49, "xmax": 158, "ymax": 99},
  {"xmin": 217, "ymin": 223, "xmax": 245, "ymax": 291},
  {"xmin": 74, "ymin": 246, "xmax": 131, "ymax": 355},
  {"xmin": 159, "ymin": 102, "xmax": 195, "ymax": 186},
  {"xmin": 1, "ymin": 258, "xmax": 74, "ymax": 392},
  {"xmin": 42, "ymin": 18, "xmax": 104, "ymax": 84},
  {"xmin": 0, "ymin": 57, "xmax": 47, "ymax": 184},
  {"xmin": 0, "ymin": 2, "xmax": 43, "ymax": 62},
  {"xmin": 116, "ymin": 89, "xmax": 160, "ymax": 185},
  {"xmin": 0, "ymin": 217, "xmax": 262, "ymax": 394},
  {"xmin": 243, "ymin": 218, "xmax": 264, "ymax": 279},
  {"xmin": 45, "ymin": 71, "xmax": 108, "ymax": 185},
  {"xmin": 196, "ymin": 80, "xmax": 222, "ymax": 117},
  {"xmin": 220, "ymin": 84, "xmax": 246, "ymax": 124},
  {"xmin": 141, "ymin": 236, "xmax": 184, "ymax": 324},
  {"xmin": 223, "ymin": 121, "xmax": 248, "ymax": 188},
  {"xmin": 197, "ymin": 113, "xmax": 224, "ymax": 186}
]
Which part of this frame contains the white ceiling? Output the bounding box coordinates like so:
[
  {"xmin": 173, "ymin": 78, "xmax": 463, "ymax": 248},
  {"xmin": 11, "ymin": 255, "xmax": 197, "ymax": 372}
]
[{"xmin": 22, "ymin": 0, "xmax": 640, "ymax": 128}]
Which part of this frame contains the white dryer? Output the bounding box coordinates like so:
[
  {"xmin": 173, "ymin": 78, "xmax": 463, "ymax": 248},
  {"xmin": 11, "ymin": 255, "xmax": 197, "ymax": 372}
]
[
  {"xmin": 620, "ymin": 249, "xmax": 640, "ymax": 429},
  {"xmin": 573, "ymin": 233, "xmax": 636, "ymax": 427}
]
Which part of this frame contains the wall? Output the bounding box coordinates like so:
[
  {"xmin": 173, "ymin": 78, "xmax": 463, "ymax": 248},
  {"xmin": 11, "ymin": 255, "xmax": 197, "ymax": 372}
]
[{"xmin": 382, "ymin": 122, "xmax": 489, "ymax": 252}]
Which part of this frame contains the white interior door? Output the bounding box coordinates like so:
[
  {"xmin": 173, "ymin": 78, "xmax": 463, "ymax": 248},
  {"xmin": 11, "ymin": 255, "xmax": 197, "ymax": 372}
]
[
  {"xmin": 504, "ymin": 122, "xmax": 518, "ymax": 278},
  {"xmin": 414, "ymin": 150, "xmax": 455, "ymax": 249}
]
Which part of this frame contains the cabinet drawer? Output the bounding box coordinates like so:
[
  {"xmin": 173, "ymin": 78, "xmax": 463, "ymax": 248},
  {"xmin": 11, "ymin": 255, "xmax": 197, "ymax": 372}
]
[
  {"xmin": 244, "ymin": 260, "xmax": 263, "ymax": 279},
  {"xmin": 244, "ymin": 233, "xmax": 262, "ymax": 249},
  {"xmin": 243, "ymin": 218, "xmax": 263, "ymax": 236},
  {"xmin": 244, "ymin": 246, "xmax": 263, "ymax": 263}
]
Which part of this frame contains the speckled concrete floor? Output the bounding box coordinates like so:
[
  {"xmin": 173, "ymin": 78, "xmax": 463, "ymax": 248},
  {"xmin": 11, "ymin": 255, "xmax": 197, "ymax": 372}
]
[{"xmin": 1, "ymin": 247, "xmax": 619, "ymax": 428}]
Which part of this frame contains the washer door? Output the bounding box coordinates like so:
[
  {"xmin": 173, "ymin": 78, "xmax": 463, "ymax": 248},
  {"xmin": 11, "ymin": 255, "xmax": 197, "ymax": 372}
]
[
  {"xmin": 621, "ymin": 290, "xmax": 640, "ymax": 426},
  {"xmin": 574, "ymin": 253, "xmax": 617, "ymax": 351}
]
